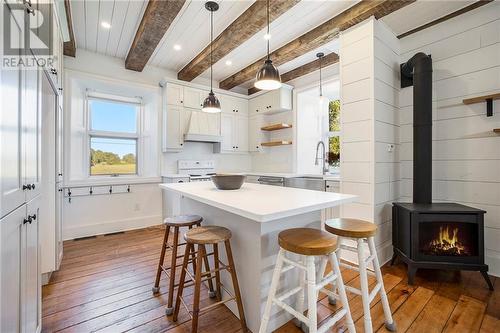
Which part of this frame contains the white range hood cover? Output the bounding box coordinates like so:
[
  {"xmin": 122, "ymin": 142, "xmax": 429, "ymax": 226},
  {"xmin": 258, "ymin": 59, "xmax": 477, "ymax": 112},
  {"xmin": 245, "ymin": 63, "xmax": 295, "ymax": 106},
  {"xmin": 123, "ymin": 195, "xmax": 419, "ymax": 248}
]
[{"xmin": 184, "ymin": 111, "xmax": 222, "ymax": 143}]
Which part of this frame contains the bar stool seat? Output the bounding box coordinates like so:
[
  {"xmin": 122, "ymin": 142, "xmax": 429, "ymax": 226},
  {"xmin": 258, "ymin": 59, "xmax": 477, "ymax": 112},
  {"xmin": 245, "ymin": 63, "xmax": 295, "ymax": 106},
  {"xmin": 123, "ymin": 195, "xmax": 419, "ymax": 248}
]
[
  {"xmin": 164, "ymin": 214, "xmax": 203, "ymax": 227},
  {"xmin": 325, "ymin": 218, "xmax": 396, "ymax": 333},
  {"xmin": 184, "ymin": 225, "xmax": 231, "ymax": 244},
  {"xmin": 278, "ymin": 228, "xmax": 337, "ymax": 255},
  {"xmin": 325, "ymin": 218, "xmax": 377, "ymax": 238}
]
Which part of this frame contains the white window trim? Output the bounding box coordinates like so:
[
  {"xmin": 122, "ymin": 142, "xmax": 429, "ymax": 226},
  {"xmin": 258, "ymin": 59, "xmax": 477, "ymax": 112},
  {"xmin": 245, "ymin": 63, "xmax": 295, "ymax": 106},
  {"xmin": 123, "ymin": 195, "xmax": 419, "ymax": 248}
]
[{"xmin": 85, "ymin": 91, "xmax": 144, "ymax": 178}]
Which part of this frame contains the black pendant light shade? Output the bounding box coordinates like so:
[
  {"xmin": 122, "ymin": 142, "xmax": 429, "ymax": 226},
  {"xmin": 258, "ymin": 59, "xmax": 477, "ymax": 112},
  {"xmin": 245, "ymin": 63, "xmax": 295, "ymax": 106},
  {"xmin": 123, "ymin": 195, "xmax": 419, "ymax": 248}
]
[
  {"xmin": 202, "ymin": 1, "xmax": 221, "ymax": 113},
  {"xmin": 254, "ymin": 0, "xmax": 281, "ymax": 90}
]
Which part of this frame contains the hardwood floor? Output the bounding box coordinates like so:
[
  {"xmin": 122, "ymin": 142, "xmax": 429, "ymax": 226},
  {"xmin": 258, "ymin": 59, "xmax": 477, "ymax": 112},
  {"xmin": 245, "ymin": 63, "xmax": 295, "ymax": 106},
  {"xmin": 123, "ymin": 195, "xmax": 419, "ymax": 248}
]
[{"xmin": 42, "ymin": 226, "xmax": 499, "ymax": 333}]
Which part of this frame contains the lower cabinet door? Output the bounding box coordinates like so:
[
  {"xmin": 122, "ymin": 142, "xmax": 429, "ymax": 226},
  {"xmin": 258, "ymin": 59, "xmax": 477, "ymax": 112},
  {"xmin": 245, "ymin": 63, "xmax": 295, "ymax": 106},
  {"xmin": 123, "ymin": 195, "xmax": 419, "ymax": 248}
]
[
  {"xmin": 24, "ymin": 196, "xmax": 41, "ymax": 333},
  {"xmin": 0, "ymin": 204, "xmax": 25, "ymax": 333}
]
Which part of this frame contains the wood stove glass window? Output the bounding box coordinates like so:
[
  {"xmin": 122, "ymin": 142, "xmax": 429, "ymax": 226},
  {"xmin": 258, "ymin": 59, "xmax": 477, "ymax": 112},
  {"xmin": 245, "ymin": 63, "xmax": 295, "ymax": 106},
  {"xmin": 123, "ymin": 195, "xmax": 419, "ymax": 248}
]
[{"xmin": 418, "ymin": 221, "xmax": 478, "ymax": 257}]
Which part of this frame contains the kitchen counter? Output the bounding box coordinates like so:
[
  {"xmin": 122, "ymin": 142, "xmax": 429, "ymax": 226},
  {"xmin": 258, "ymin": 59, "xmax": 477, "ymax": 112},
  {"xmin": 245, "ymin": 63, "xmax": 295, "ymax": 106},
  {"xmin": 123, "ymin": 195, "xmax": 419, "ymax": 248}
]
[
  {"xmin": 160, "ymin": 182, "xmax": 354, "ymax": 223},
  {"xmin": 160, "ymin": 181, "xmax": 356, "ymax": 331}
]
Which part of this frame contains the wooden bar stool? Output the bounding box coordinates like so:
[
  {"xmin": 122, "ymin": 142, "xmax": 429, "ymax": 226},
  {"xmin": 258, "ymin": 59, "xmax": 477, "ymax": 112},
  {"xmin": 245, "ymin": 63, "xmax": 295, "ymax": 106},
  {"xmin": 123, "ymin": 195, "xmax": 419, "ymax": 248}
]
[
  {"xmin": 325, "ymin": 218, "xmax": 396, "ymax": 333},
  {"xmin": 173, "ymin": 225, "xmax": 247, "ymax": 333},
  {"xmin": 152, "ymin": 215, "xmax": 216, "ymax": 315},
  {"xmin": 260, "ymin": 228, "xmax": 355, "ymax": 333}
]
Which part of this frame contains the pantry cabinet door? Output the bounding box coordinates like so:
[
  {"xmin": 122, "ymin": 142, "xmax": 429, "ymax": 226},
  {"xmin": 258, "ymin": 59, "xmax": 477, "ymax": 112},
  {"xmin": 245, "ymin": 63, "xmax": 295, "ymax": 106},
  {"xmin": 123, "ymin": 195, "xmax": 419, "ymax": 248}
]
[
  {"xmin": 0, "ymin": 204, "xmax": 25, "ymax": 333},
  {"xmin": 23, "ymin": 60, "xmax": 42, "ymax": 201},
  {"xmin": 166, "ymin": 84, "xmax": 183, "ymax": 106},
  {"xmin": 0, "ymin": 9, "xmax": 25, "ymax": 217},
  {"xmin": 24, "ymin": 197, "xmax": 41, "ymax": 333},
  {"xmin": 164, "ymin": 106, "xmax": 183, "ymax": 150}
]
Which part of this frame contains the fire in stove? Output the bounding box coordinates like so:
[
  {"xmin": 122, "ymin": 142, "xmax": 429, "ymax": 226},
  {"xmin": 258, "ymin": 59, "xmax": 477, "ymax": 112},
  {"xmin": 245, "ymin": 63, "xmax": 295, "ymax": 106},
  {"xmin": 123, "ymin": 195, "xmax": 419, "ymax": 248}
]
[{"xmin": 422, "ymin": 225, "xmax": 470, "ymax": 256}]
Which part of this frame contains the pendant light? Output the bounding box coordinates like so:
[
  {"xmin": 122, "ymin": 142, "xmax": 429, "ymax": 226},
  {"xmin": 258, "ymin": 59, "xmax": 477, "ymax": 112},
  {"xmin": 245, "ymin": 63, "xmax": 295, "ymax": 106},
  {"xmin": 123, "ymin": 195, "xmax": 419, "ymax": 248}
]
[
  {"xmin": 202, "ymin": 1, "xmax": 221, "ymax": 113},
  {"xmin": 254, "ymin": 0, "xmax": 281, "ymax": 90},
  {"xmin": 317, "ymin": 52, "xmax": 329, "ymax": 106}
]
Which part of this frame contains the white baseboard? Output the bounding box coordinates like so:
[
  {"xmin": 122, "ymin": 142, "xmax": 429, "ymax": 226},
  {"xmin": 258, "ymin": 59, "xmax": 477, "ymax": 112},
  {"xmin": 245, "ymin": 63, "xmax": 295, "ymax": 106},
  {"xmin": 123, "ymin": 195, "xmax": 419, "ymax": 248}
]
[{"xmin": 63, "ymin": 214, "xmax": 163, "ymax": 240}]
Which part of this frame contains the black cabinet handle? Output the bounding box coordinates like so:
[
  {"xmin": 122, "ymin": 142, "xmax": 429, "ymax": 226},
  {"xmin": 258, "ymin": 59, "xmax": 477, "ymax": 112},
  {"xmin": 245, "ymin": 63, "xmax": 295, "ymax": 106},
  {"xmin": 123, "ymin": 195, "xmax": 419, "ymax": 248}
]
[
  {"xmin": 23, "ymin": 218, "xmax": 29, "ymax": 224},
  {"xmin": 30, "ymin": 214, "xmax": 36, "ymax": 221},
  {"xmin": 31, "ymin": 184, "xmax": 35, "ymax": 190},
  {"xmin": 50, "ymin": 68, "xmax": 57, "ymax": 75},
  {"xmin": 23, "ymin": 184, "xmax": 29, "ymax": 190}
]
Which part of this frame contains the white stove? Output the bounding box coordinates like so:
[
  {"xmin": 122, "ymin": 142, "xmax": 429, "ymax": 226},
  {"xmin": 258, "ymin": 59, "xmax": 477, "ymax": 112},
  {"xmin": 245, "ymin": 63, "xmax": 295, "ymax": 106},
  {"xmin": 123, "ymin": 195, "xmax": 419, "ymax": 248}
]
[{"xmin": 178, "ymin": 160, "xmax": 216, "ymax": 182}]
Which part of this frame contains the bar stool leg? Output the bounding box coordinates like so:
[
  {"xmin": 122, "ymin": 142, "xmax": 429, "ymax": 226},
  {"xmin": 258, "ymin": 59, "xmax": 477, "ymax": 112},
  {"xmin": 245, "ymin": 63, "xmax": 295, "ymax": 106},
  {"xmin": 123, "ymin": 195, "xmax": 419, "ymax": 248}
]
[
  {"xmin": 294, "ymin": 256, "xmax": 306, "ymax": 328},
  {"xmin": 306, "ymin": 256, "xmax": 318, "ymax": 333},
  {"xmin": 317, "ymin": 256, "xmax": 328, "ymax": 300},
  {"xmin": 200, "ymin": 244, "xmax": 216, "ymax": 298},
  {"xmin": 368, "ymin": 237, "xmax": 396, "ymax": 331},
  {"xmin": 329, "ymin": 236, "xmax": 343, "ymax": 305},
  {"xmin": 213, "ymin": 243, "xmax": 222, "ymax": 301},
  {"xmin": 357, "ymin": 238, "xmax": 373, "ymax": 333},
  {"xmin": 224, "ymin": 240, "xmax": 248, "ymax": 332},
  {"xmin": 166, "ymin": 226, "xmax": 179, "ymax": 315},
  {"xmin": 259, "ymin": 249, "xmax": 285, "ymax": 333},
  {"xmin": 173, "ymin": 243, "xmax": 192, "ymax": 321},
  {"xmin": 191, "ymin": 244, "xmax": 205, "ymax": 333},
  {"xmin": 153, "ymin": 225, "xmax": 170, "ymax": 293},
  {"xmin": 329, "ymin": 251, "xmax": 355, "ymax": 333}
]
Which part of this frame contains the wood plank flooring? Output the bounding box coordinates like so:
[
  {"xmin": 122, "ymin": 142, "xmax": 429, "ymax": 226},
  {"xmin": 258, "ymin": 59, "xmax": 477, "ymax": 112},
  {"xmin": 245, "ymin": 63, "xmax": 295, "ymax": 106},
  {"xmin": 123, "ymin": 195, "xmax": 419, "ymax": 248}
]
[{"xmin": 42, "ymin": 226, "xmax": 499, "ymax": 332}]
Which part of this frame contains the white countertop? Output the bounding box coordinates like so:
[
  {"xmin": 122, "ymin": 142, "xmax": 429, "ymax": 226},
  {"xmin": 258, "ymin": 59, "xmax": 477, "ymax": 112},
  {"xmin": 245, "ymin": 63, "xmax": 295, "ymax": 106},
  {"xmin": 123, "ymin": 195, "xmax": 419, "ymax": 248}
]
[
  {"xmin": 161, "ymin": 172, "xmax": 341, "ymax": 181},
  {"xmin": 160, "ymin": 182, "xmax": 356, "ymax": 223}
]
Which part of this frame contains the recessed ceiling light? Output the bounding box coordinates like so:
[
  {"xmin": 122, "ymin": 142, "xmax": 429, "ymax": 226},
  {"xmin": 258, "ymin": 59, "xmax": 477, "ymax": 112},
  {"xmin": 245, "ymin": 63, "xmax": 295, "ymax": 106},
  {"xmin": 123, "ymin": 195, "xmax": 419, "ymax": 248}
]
[
  {"xmin": 101, "ymin": 21, "xmax": 111, "ymax": 29},
  {"xmin": 225, "ymin": 60, "xmax": 232, "ymax": 66},
  {"xmin": 173, "ymin": 44, "xmax": 182, "ymax": 51},
  {"xmin": 264, "ymin": 33, "xmax": 271, "ymax": 40}
]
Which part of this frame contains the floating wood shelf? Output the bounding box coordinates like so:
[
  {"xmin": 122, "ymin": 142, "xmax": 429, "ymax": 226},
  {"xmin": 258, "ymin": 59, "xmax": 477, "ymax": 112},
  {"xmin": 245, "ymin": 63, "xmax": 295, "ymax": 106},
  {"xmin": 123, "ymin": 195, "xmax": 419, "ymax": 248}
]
[
  {"xmin": 261, "ymin": 140, "xmax": 293, "ymax": 147},
  {"xmin": 463, "ymin": 93, "xmax": 500, "ymax": 117},
  {"xmin": 261, "ymin": 123, "xmax": 293, "ymax": 131},
  {"xmin": 494, "ymin": 128, "xmax": 500, "ymax": 134}
]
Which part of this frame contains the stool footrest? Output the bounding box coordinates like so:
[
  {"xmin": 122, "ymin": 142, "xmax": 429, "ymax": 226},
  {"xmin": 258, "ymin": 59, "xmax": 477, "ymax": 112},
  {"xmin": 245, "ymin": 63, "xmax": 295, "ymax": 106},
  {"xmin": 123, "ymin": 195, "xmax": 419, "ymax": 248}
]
[
  {"xmin": 339, "ymin": 261, "xmax": 375, "ymax": 276},
  {"xmin": 273, "ymin": 298, "xmax": 308, "ymax": 325},
  {"xmin": 315, "ymin": 272, "xmax": 337, "ymax": 291},
  {"xmin": 282, "ymin": 256, "xmax": 307, "ymax": 271},
  {"xmin": 364, "ymin": 254, "xmax": 376, "ymax": 264},
  {"xmin": 369, "ymin": 283, "xmax": 382, "ymax": 303},
  {"xmin": 276, "ymin": 286, "xmax": 303, "ymax": 302},
  {"xmin": 317, "ymin": 309, "xmax": 347, "ymax": 333}
]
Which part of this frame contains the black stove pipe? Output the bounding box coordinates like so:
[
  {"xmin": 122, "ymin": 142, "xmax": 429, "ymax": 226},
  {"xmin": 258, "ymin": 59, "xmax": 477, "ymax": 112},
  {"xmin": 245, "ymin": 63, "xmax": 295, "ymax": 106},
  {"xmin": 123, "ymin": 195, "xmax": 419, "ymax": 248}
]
[{"xmin": 401, "ymin": 53, "xmax": 433, "ymax": 204}]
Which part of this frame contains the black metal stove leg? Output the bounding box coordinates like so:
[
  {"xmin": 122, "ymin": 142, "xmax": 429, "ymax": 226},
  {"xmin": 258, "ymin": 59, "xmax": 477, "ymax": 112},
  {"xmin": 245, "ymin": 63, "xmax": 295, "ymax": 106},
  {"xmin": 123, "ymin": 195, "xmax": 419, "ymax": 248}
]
[
  {"xmin": 408, "ymin": 265, "xmax": 418, "ymax": 285},
  {"xmin": 481, "ymin": 271, "xmax": 494, "ymax": 291},
  {"xmin": 390, "ymin": 251, "xmax": 398, "ymax": 266}
]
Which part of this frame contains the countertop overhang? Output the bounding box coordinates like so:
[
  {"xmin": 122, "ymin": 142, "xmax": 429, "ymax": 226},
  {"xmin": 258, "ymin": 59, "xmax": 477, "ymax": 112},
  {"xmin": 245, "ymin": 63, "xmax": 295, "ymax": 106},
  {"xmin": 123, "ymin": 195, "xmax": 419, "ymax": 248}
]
[{"xmin": 160, "ymin": 182, "xmax": 357, "ymax": 223}]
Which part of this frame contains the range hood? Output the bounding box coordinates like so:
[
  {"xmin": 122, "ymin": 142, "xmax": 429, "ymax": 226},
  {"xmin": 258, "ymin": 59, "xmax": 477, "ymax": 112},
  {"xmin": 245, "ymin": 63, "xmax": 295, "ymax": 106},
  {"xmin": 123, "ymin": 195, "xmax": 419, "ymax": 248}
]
[{"xmin": 183, "ymin": 111, "xmax": 222, "ymax": 143}]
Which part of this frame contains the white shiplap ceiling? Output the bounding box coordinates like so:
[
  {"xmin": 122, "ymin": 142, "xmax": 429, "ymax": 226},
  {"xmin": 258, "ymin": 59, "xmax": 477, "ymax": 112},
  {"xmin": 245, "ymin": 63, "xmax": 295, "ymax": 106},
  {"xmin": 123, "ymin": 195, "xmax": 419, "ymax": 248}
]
[{"xmin": 70, "ymin": 0, "xmax": 483, "ymax": 89}]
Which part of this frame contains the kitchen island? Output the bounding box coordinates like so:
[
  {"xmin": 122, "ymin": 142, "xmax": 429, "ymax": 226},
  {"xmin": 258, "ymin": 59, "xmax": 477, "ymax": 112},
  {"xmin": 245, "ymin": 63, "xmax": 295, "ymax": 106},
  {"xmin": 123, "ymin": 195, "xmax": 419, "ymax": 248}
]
[{"xmin": 160, "ymin": 181, "xmax": 357, "ymax": 332}]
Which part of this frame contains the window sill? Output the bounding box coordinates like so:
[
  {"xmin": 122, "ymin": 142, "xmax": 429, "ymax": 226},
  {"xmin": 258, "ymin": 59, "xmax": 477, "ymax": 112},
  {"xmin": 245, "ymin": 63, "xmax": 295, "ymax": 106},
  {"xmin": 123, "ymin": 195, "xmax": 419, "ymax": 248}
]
[{"xmin": 63, "ymin": 176, "xmax": 162, "ymax": 188}]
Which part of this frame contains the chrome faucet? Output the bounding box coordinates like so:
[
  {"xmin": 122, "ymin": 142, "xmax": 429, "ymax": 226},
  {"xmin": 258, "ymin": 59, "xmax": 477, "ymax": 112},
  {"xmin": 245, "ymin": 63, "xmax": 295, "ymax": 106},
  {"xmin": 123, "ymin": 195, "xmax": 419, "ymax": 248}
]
[{"xmin": 315, "ymin": 141, "xmax": 328, "ymax": 175}]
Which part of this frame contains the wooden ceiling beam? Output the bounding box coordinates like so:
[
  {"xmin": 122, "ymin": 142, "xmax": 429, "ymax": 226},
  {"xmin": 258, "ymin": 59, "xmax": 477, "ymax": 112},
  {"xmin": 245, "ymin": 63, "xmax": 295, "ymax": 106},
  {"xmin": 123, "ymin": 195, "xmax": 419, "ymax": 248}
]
[
  {"xmin": 248, "ymin": 52, "xmax": 339, "ymax": 95},
  {"xmin": 177, "ymin": 0, "xmax": 300, "ymax": 82},
  {"xmin": 220, "ymin": 0, "xmax": 415, "ymax": 91},
  {"xmin": 63, "ymin": 0, "xmax": 76, "ymax": 57},
  {"xmin": 125, "ymin": 0, "xmax": 186, "ymax": 72},
  {"xmin": 397, "ymin": 0, "xmax": 493, "ymax": 39}
]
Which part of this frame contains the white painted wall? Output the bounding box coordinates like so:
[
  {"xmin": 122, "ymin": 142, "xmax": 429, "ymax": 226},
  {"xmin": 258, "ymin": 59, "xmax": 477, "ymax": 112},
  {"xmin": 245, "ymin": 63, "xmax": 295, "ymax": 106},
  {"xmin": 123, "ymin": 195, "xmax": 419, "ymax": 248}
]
[{"xmin": 399, "ymin": 2, "xmax": 500, "ymax": 276}]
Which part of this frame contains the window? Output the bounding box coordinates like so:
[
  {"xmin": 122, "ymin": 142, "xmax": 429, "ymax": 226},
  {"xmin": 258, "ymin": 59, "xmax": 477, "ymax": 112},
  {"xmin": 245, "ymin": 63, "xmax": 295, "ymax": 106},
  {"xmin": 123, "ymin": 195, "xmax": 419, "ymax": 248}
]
[
  {"xmin": 87, "ymin": 95, "xmax": 141, "ymax": 176},
  {"xmin": 328, "ymin": 99, "xmax": 340, "ymax": 172}
]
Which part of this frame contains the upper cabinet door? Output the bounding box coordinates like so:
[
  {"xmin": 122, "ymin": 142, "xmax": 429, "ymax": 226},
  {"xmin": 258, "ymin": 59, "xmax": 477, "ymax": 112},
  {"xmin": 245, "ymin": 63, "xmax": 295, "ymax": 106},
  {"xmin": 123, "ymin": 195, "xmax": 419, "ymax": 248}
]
[
  {"xmin": 236, "ymin": 116, "xmax": 249, "ymax": 152},
  {"xmin": 183, "ymin": 87, "xmax": 203, "ymax": 110},
  {"xmin": 166, "ymin": 84, "xmax": 183, "ymax": 106},
  {"xmin": 0, "ymin": 8, "xmax": 25, "ymax": 218},
  {"xmin": 220, "ymin": 113, "xmax": 235, "ymax": 152},
  {"xmin": 164, "ymin": 106, "xmax": 183, "ymax": 150},
  {"xmin": 23, "ymin": 60, "xmax": 41, "ymax": 201}
]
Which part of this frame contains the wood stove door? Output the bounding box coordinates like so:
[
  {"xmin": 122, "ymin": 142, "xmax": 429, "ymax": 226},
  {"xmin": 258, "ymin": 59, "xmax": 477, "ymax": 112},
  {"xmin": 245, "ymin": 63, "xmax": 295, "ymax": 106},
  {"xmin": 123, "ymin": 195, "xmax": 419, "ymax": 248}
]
[{"xmin": 412, "ymin": 213, "xmax": 483, "ymax": 264}]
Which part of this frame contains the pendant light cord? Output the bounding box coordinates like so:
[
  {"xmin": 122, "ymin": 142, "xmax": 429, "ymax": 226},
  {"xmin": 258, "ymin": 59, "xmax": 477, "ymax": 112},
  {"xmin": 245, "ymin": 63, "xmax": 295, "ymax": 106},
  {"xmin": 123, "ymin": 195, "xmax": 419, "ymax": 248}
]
[
  {"xmin": 210, "ymin": 8, "xmax": 214, "ymax": 93},
  {"xmin": 319, "ymin": 55, "xmax": 323, "ymax": 97},
  {"xmin": 266, "ymin": 0, "xmax": 270, "ymax": 60}
]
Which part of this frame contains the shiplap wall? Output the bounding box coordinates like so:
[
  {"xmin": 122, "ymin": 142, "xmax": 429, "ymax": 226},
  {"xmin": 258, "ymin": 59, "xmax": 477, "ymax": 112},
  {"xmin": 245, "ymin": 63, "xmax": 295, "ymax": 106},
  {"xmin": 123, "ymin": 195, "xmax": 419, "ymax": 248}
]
[
  {"xmin": 340, "ymin": 17, "xmax": 400, "ymax": 265},
  {"xmin": 399, "ymin": 2, "xmax": 500, "ymax": 276}
]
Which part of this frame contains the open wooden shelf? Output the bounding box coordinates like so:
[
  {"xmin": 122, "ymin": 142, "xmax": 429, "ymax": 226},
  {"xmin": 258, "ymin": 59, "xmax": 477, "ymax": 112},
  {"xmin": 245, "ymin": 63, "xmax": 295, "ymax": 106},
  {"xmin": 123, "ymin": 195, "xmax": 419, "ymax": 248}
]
[
  {"xmin": 494, "ymin": 128, "xmax": 500, "ymax": 134},
  {"xmin": 463, "ymin": 93, "xmax": 500, "ymax": 117},
  {"xmin": 261, "ymin": 123, "xmax": 293, "ymax": 131},
  {"xmin": 261, "ymin": 140, "xmax": 293, "ymax": 147}
]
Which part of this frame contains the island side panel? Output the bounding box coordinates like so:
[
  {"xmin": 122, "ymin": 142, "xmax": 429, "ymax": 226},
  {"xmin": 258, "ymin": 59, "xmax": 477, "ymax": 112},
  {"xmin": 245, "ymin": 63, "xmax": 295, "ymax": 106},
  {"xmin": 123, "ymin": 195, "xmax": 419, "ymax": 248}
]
[
  {"xmin": 179, "ymin": 197, "xmax": 262, "ymax": 333},
  {"xmin": 260, "ymin": 211, "xmax": 322, "ymax": 331}
]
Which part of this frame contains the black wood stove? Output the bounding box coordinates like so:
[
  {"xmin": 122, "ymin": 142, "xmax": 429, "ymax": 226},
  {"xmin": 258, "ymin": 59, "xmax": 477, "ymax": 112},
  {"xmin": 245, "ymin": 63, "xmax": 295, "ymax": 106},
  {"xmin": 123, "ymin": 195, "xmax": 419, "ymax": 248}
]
[{"xmin": 392, "ymin": 53, "xmax": 493, "ymax": 290}]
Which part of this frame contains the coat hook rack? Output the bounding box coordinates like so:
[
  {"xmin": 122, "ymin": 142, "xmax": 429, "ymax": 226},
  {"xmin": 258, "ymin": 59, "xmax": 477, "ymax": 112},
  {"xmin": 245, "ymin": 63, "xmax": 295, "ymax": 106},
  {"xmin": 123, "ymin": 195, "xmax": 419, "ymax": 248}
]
[{"xmin": 463, "ymin": 92, "xmax": 500, "ymax": 117}]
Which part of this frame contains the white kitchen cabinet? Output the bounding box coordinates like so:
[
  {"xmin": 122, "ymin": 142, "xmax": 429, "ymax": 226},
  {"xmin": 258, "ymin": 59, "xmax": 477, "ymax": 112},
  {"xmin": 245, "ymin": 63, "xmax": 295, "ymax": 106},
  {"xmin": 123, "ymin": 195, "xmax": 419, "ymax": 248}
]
[
  {"xmin": 183, "ymin": 87, "xmax": 207, "ymax": 110},
  {"xmin": 164, "ymin": 106, "xmax": 184, "ymax": 151},
  {"xmin": 221, "ymin": 95, "xmax": 248, "ymax": 115},
  {"xmin": 248, "ymin": 116, "xmax": 263, "ymax": 152},
  {"xmin": 0, "ymin": 196, "xmax": 41, "ymax": 333},
  {"xmin": 323, "ymin": 180, "xmax": 340, "ymax": 221},
  {"xmin": 219, "ymin": 114, "xmax": 248, "ymax": 153},
  {"xmin": 166, "ymin": 83, "xmax": 184, "ymax": 106},
  {"xmin": 249, "ymin": 86, "xmax": 293, "ymax": 115}
]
